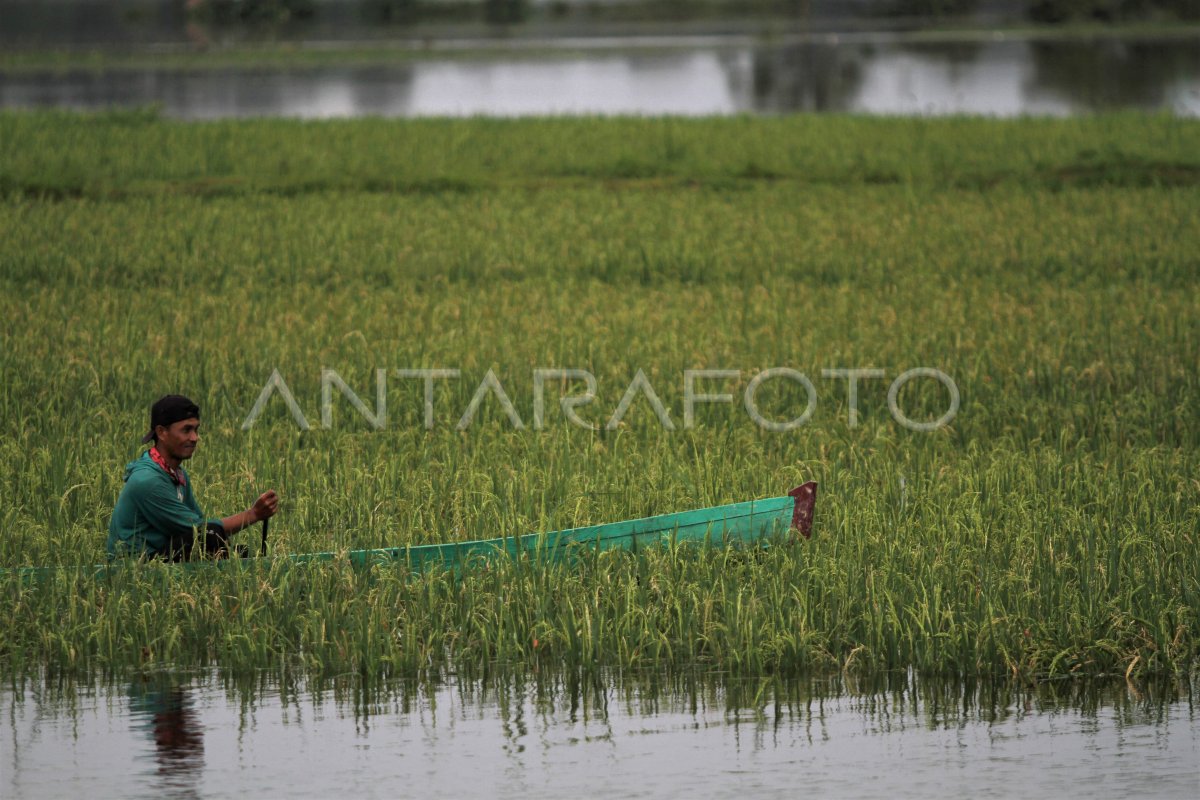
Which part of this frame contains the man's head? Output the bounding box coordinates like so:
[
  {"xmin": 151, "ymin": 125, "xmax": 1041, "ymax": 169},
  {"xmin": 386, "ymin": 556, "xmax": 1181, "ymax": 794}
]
[{"xmin": 142, "ymin": 395, "xmax": 201, "ymax": 461}]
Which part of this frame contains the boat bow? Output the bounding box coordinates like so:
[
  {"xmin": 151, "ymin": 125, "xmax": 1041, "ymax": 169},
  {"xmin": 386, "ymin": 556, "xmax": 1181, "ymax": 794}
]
[{"xmin": 789, "ymin": 481, "xmax": 818, "ymax": 539}]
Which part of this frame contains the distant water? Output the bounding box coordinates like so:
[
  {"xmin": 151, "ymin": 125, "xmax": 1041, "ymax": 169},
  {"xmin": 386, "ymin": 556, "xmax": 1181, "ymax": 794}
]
[
  {"xmin": 1, "ymin": 36, "xmax": 1198, "ymax": 118},
  {"xmin": 3, "ymin": 670, "xmax": 1198, "ymax": 799}
]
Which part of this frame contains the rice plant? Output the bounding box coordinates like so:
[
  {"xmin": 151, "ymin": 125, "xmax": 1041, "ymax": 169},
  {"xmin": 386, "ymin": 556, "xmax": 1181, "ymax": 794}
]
[{"xmin": 0, "ymin": 110, "xmax": 1196, "ymax": 682}]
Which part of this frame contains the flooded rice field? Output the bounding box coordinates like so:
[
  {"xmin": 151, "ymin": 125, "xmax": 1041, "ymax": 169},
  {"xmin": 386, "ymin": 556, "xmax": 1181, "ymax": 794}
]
[{"xmin": 4, "ymin": 670, "xmax": 1198, "ymax": 798}]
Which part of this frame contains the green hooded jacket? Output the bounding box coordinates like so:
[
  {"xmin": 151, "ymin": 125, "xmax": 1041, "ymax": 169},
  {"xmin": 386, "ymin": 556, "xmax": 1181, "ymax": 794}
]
[{"xmin": 106, "ymin": 451, "xmax": 221, "ymax": 559}]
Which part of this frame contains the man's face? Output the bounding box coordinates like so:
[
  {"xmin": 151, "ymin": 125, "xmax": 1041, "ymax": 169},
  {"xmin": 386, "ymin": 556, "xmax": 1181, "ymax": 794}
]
[{"xmin": 155, "ymin": 417, "xmax": 200, "ymax": 461}]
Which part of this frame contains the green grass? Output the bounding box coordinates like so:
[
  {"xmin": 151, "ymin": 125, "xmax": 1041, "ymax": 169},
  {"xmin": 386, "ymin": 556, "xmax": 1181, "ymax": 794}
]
[
  {"xmin": 4, "ymin": 110, "xmax": 1199, "ymax": 200},
  {"xmin": 0, "ymin": 110, "xmax": 1197, "ymax": 682}
]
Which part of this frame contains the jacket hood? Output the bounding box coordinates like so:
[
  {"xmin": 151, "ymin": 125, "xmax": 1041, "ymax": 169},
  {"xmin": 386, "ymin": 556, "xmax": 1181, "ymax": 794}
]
[{"xmin": 123, "ymin": 451, "xmax": 162, "ymax": 483}]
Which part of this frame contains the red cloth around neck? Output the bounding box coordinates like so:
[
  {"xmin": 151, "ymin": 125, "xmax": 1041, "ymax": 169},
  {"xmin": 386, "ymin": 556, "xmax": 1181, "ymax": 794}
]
[{"xmin": 149, "ymin": 446, "xmax": 186, "ymax": 486}]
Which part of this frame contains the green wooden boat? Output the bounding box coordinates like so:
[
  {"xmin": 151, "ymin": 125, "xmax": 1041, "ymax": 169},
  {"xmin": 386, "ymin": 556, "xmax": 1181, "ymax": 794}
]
[
  {"xmin": 3, "ymin": 482, "xmax": 816, "ymax": 578},
  {"xmin": 301, "ymin": 481, "xmax": 818, "ymax": 570}
]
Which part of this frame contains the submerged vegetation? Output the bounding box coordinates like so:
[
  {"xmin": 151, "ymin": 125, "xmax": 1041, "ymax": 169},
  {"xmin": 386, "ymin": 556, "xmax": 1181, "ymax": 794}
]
[{"xmin": 0, "ymin": 111, "xmax": 1197, "ymax": 682}]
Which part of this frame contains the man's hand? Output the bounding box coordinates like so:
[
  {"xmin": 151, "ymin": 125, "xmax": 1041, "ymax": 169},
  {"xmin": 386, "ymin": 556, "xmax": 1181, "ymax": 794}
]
[
  {"xmin": 220, "ymin": 491, "xmax": 279, "ymax": 537},
  {"xmin": 249, "ymin": 490, "xmax": 279, "ymax": 524}
]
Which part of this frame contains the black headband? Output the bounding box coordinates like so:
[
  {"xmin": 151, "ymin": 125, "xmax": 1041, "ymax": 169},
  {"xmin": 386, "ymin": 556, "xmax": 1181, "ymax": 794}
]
[{"xmin": 142, "ymin": 395, "xmax": 201, "ymax": 444}]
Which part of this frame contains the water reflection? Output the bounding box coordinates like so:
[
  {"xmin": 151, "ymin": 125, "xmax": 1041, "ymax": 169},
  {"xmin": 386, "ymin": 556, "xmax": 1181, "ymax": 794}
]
[
  {"xmin": 747, "ymin": 43, "xmax": 865, "ymax": 112},
  {"xmin": 280, "ymin": 665, "xmax": 1196, "ymax": 739},
  {"xmin": 1, "ymin": 37, "xmax": 1198, "ymax": 117},
  {"xmin": 406, "ymin": 53, "xmax": 740, "ymax": 116},
  {"xmin": 1027, "ymin": 38, "xmax": 1200, "ymax": 112},
  {"xmin": 3, "ymin": 668, "xmax": 1197, "ymax": 798},
  {"xmin": 128, "ymin": 676, "xmax": 204, "ymax": 799}
]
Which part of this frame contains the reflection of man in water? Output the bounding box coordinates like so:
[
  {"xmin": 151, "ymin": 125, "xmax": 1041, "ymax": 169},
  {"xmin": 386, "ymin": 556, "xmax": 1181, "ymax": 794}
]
[{"xmin": 129, "ymin": 678, "xmax": 204, "ymax": 797}]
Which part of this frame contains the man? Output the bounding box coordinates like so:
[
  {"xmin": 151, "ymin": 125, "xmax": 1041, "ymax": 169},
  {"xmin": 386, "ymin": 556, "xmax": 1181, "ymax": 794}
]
[{"xmin": 107, "ymin": 394, "xmax": 278, "ymax": 561}]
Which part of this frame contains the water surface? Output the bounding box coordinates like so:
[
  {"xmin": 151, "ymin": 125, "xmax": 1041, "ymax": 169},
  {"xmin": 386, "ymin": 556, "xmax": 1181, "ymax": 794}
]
[
  {"xmin": 4, "ymin": 671, "xmax": 1197, "ymax": 798},
  {"xmin": 2, "ymin": 37, "xmax": 1198, "ymax": 117}
]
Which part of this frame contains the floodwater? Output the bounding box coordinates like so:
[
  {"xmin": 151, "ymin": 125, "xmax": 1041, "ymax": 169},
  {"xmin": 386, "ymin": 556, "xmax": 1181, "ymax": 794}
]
[
  {"xmin": 1, "ymin": 35, "xmax": 1199, "ymax": 118},
  {"xmin": 3, "ymin": 670, "xmax": 1197, "ymax": 799}
]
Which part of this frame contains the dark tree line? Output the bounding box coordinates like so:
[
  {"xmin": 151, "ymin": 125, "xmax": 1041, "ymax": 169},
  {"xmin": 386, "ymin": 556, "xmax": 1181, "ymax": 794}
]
[
  {"xmin": 182, "ymin": 0, "xmax": 1200, "ymax": 26},
  {"xmin": 185, "ymin": 0, "xmax": 528, "ymax": 26},
  {"xmin": 876, "ymin": 0, "xmax": 1197, "ymax": 19},
  {"xmin": 1027, "ymin": 0, "xmax": 1199, "ymax": 21},
  {"xmin": 185, "ymin": 0, "xmax": 316, "ymax": 24}
]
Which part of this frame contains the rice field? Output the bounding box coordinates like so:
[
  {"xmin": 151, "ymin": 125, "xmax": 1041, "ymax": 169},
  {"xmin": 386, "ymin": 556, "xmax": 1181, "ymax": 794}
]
[{"xmin": 0, "ymin": 110, "xmax": 1197, "ymax": 681}]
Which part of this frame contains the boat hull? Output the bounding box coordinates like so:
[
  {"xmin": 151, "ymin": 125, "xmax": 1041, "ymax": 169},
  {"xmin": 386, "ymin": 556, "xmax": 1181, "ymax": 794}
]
[{"xmin": 308, "ymin": 482, "xmax": 817, "ymax": 571}]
